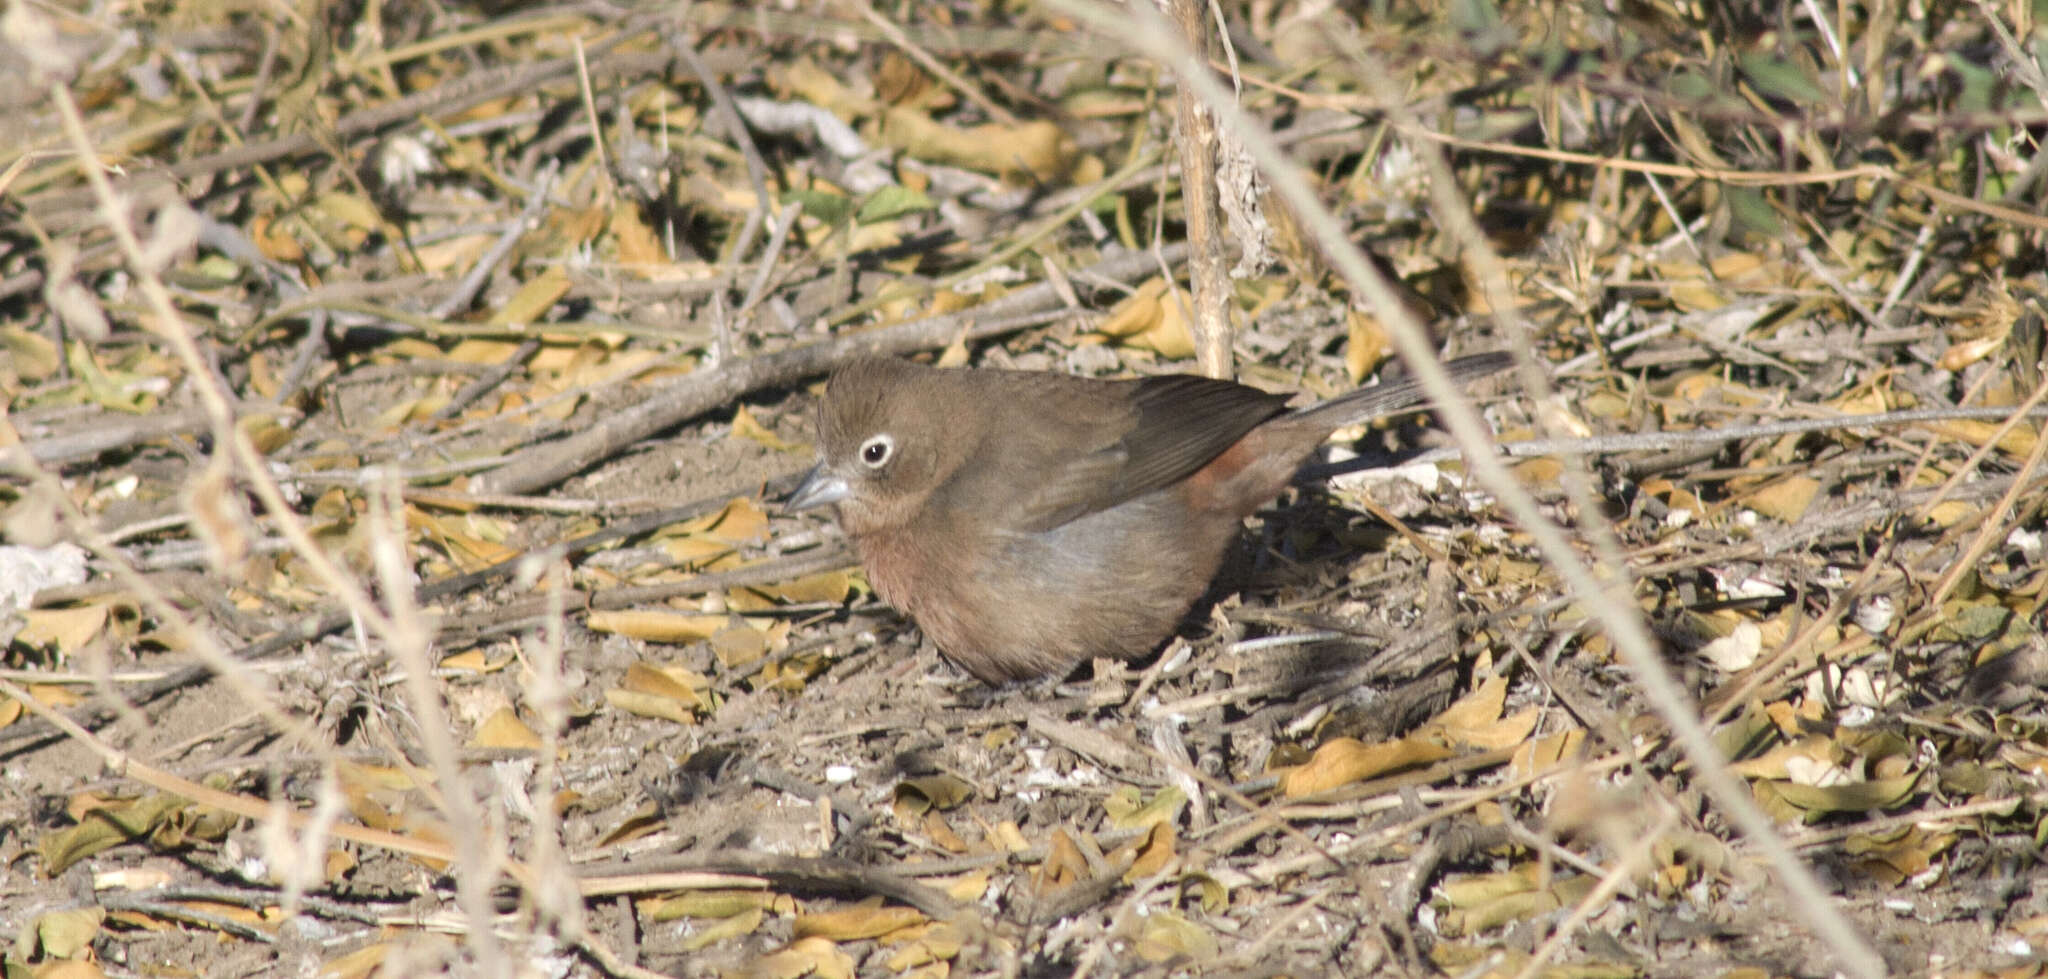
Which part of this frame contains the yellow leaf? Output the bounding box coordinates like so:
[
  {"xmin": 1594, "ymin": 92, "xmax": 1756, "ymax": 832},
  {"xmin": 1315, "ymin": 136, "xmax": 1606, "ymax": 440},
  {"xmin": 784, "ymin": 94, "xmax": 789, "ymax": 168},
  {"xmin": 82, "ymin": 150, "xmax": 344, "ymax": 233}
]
[
  {"xmin": 680, "ymin": 906, "xmax": 764, "ymax": 951},
  {"xmin": 325, "ymin": 848, "xmax": 356, "ymax": 881},
  {"xmin": 595, "ymin": 802, "xmax": 668, "ymax": 849},
  {"xmin": 937, "ymin": 871, "xmax": 990, "ymax": 902},
  {"xmin": 32, "ymin": 907, "xmax": 105, "ymax": 959},
  {"xmin": 1344, "ymin": 308, "xmax": 1391, "ymax": 383},
  {"xmin": 1937, "ymin": 334, "xmax": 2004, "ymax": 371},
  {"xmin": 744, "ymin": 569, "xmax": 853, "ymax": 605},
  {"xmin": 1926, "ymin": 418, "xmax": 2037, "ymax": 457},
  {"xmin": 17, "ymin": 605, "xmax": 109, "ymax": 653},
  {"xmin": 1514, "ymin": 456, "xmax": 1562, "ymax": 485},
  {"xmin": 880, "ymin": 108, "xmax": 1074, "ymax": 182},
  {"xmin": 1037, "ymin": 829, "xmax": 1089, "ymax": 894},
  {"xmin": 709, "ymin": 622, "xmax": 773, "ymax": 669},
  {"xmin": 469, "ymin": 707, "xmax": 541, "ymax": 750},
  {"xmin": 1745, "ymin": 476, "xmax": 1821, "ymax": 521},
  {"xmin": 1103, "ymin": 785, "xmax": 1186, "ymax": 830},
  {"xmin": 1433, "ymin": 674, "xmax": 1508, "ymax": 731},
  {"xmin": 1094, "ymin": 277, "xmax": 1167, "ymax": 338},
  {"xmin": 1280, "ymin": 734, "xmax": 1454, "ymax": 797},
  {"xmin": 611, "ymin": 201, "xmax": 670, "ymax": 273},
  {"xmin": 1666, "ymin": 277, "xmax": 1723, "ymax": 312},
  {"xmin": 1447, "ymin": 706, "xmax": 1540, "ymax": 752},
  {"xmin": 319, "ymin": 942, "xmax": 390, "ymax": 979},
  {"xmin": 313, "ymin": 191, "xmax": 388, "ymax": 237},
  {"xmin": 794, "ymin": 897, "xmax": 926, "ymax": 940},
  {"xmin": 40, "ymin": 794, "xmax": 194, "ymax": 875},
  {"xmin": 587, "ymin": 610, "xmax": 727, "ymax": 643},
  {"xmin": 410, "ymin": 233, "xmax": 490, "ymax": 275},
  {"xmin": 642, "ymin": 889, "xmax": 785, "ymax": 921},
  {"xmin": 1, "ymin": 325, "xmax": 60, "ymax": 380},
  {"xmin": 733, "ymin": 404, "xmax": 805, "ymax": 453},
  {"xmin": 673, "ymin": 497, "xmax": 770, "ymax": 544},
  {"xmin": 894, "ymin": 774, "xmax": 974, "ymax": 815},
  {"xmin": 1130, "ymin": 909, "xmax": 1217, "ymax": 964},
  {"xmin": 249, "ymin": 213, "xmax": 306, "ymax": 263},
  {"xmin": 882, "ymin": 921, "xmax": 966, "ymax": 970},
  {"xmin": 751, "ymin": 936, "xmax": 856, "ymax": 979},
  {"xmin": 438, "ymin": 650, "xmax": 514, "ymax": 673},
  {"xmin": 487, "ymin": 266, "xmax": 572, "ymax": 326},
  {"xmin": 605, "ymin": 662, "xmax": 713, "ymax": 723},
  {"xmin": 445, "ymin": 337, "xmax": 527, "ymax": 365},
  {"xmin": 1133, "ymin": 285, "xmax": 1197, "ymax": 358},
  {"xmin": 1117, "ymin": 821, "xmax": 1176, "ymax": 882},
  {"xmin": 664, "ymin": 536, "xmax": 741, "ymax": 570}
]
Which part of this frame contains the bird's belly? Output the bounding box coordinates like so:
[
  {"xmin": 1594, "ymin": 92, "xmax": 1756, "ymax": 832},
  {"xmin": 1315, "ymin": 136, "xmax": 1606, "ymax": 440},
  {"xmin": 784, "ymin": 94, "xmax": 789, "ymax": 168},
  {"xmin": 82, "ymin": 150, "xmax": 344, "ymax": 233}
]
[{"xmin": 855, "ymin": 492, "xmax": 1240, "ymax": 682}]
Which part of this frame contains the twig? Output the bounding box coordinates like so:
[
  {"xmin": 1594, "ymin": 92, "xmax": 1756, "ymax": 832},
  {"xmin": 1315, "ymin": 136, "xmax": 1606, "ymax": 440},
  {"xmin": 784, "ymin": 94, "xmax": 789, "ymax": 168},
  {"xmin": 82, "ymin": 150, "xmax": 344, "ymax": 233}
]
[
  {"xmin": 1045, "ymin": 4, "xmax": 1887, "ymax": 973},
  {"xmin": 429, "ymin": 162, "xmax": 560, "ymax": 320}
]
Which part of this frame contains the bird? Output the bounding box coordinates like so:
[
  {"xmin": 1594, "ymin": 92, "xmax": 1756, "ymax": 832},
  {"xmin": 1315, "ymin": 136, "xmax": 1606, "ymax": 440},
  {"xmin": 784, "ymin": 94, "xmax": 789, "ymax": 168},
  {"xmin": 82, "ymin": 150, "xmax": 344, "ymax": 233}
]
[{"xmin": 785, "ymin": 352, "xmax": 1512, "ymax": 684}]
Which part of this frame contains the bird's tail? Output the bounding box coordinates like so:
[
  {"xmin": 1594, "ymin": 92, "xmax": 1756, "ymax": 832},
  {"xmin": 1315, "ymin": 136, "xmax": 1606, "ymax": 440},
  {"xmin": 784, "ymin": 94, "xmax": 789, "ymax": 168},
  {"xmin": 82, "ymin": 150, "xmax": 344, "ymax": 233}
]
[{"xmin": 1289, "ymin": 351, "xmax": 1515, "ymax": 430}]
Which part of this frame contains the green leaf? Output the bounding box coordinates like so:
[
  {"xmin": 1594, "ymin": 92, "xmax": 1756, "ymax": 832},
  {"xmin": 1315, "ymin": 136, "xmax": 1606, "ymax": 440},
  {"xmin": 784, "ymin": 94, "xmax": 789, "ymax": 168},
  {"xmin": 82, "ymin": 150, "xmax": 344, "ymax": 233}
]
[
  {"xmin": 856, "ymin": 185, "xmax": 934, "ymax": 225},
  {"xmin": 783, "ymin": 189, "xmax": 853, "ymax": 226},
  {"xmin": 1738, "ymin": 53, "xmax": 1830, "ymax": 106}
]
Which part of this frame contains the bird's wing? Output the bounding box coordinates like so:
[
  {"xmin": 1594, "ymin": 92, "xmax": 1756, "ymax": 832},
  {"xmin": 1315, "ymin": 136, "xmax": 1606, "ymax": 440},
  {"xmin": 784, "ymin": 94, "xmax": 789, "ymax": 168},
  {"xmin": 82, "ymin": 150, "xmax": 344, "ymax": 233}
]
[{"xmin": 1005, "ymin": 373, "xmax": 1292, "ymax": 533}]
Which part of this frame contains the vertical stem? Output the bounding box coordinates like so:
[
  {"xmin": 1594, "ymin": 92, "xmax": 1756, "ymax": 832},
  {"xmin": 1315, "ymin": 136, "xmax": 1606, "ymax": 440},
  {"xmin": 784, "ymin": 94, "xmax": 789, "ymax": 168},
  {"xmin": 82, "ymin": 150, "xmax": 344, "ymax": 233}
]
[{"xmin": 1170, "ymin": 0, "xmax": 1232, "ymax": 379}]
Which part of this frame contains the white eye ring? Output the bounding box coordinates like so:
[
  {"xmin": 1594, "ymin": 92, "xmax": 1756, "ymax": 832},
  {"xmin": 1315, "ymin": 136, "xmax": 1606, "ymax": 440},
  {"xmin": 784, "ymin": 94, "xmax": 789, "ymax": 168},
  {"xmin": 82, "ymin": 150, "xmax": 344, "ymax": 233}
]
[{"xmin": 858, "ymin": 434, "xmax": 895, "ymax": 469}]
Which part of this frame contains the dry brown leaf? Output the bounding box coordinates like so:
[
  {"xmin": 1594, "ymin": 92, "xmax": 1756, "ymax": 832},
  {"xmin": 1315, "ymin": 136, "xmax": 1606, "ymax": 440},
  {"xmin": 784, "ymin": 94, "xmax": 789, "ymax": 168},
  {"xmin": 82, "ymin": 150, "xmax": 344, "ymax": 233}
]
[
  {"xmin": 894, "ymin": 774, "xmax": 974, "ymax": 816},
  {"xmin": 468, "ymin": 706, "xmax": 541, "ymax": 750},
  {"xmin": 1129, "ymin": 909, "xmax": 1218, "ymax": 964},
  {"xmin": 732, "ymin": 404, "xmax": 806, "ymax": 453},
  {"xmin": 750, "ymin": 936, "xmax": 856, "ymax": 979},
  {"xmin": 16, "ymin": 604, "xmax": 108, "ymax": 653},
  {"xmin": 642, "ymin": 889, "xmax": 789, "ymax": 922},
  {"xmin": 586, "ymin": 610, "xmax": 727, "ymax": 643},
  {"xmin": 682, "ymin": 906, "xmax": 765, "ymax": 951},
  {"xmin": 438, "ymin": 649, "xmax": 514, "ymax": 673},
  {"xmin": 1744, "ymin": 475, "xmax": 1821, "ymax": 521},
  {"xmin": 605, "ymin": 662, "xmax": 714, "ymax": 724},
  {"xmin": 1118, "ymin": 821, "xmax": 1176, "ymax": 882},
  {"xmin": 1103, "ymin": 785, "xmax": 1186, "ymax": 830},
  {"xmin": 882, "ymin": 921, "xmax": 967, "ymax": 970},
  {"xmin": 1344, "ymin": 308, "xmax": 1393, "ymax": 382},
  {"xmin": 793, "ymin": 897, "xmax": 926, "ymax": 941},
  {"xmin": 487, "ymin": 266, "xmax": 571, "ymax": 326},
  {"xmin": 1280, "ymin": 733, "xmax": 1455, "ymax": 797},
  {"xmin": 1036, "ymin": 829, "xmax": 1088, "ymax": 894},
  {"xmin": 1509, "ymin": 728, "xmax": 1587, "ymax": 779}
]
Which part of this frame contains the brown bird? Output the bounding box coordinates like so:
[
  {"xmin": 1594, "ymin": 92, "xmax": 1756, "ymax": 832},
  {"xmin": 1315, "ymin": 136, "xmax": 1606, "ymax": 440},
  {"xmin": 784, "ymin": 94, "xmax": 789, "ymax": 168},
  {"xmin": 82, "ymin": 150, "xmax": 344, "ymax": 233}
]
[{"xmin": 786, "ymin": 352, "xmax": 1512, "ymax": 684}]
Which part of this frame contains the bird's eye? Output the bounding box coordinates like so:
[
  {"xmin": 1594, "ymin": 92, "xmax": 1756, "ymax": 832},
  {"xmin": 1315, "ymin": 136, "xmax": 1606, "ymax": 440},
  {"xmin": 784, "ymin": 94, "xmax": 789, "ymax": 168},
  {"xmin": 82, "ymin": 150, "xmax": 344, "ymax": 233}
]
[{"xmin": 858, "ymin": 434, "xmax": 895, "ymax": 468}]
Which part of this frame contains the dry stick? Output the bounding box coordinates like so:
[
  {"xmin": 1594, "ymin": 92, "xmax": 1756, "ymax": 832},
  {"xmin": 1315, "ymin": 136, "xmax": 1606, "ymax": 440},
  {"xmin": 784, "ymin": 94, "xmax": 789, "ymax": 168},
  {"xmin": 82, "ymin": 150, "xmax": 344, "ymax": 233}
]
[
  {"xmin": 1911, "ymin": 367, "xmax": 2048, "ymax": 528},
  {"xmin": 1919, "ymin": 375, "xmax": 2048, "ymax": 611},
  {"xmin": 0, "ymin": 676, "xmax": 713, "ymax": 979},
  {"xmin": 1509, "ymin": 805, "xmax": 1684, "ymax": 979},
  {"xmin": 42, "ymin": 83, "xmax": 355, "ymax": 762},
  {"xmin": 357, "ymin": 476, "xmax": 508, "ymax": 975},
  {"xmin": 471, "ymin": 243, "xmax": 1186, "ymax": 496},
  {"xmin": 851, "ymin": 0, "xmax": 1017, "ymax": 126},
  {"xmin": 574, "ymin": 852, "xmax": 963, "ymax": 923},
  {"xmin": 1383, "ymin": 53, "xmax": 1895, "ymax": 979},
  {"xmin": 1169, "ymin": 0, "xmax": 1231, "ymax": 380},
  {"xmin": 429, "ymin": 162, "xmax": 560, "ymax": 320},
  {"xmin": 0, "ymin": 675, "xmax": 467, "ymax": 874},
  {"xmin": 18, "ymin": 32, "xmax": 668, "ymax": 226},
  {"xmin": 1045, "ymin": 4, "xmax": 1886, "ymax": 976},
  {"xmin": 0, "ymin": 468, "xmax": 809, "ymax": 753}
]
